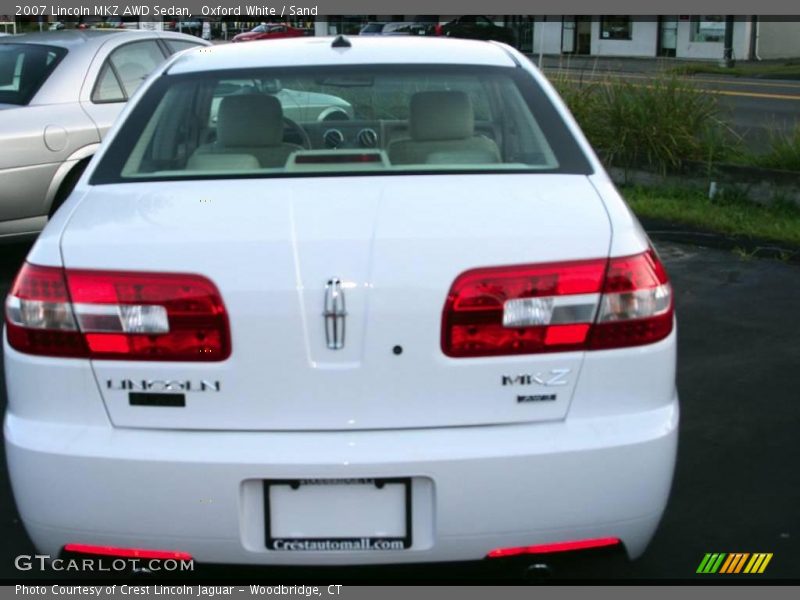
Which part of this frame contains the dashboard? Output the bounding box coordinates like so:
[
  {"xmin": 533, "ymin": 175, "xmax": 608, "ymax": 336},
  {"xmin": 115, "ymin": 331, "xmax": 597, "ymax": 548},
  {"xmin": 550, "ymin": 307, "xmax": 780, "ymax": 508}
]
[
  {"xmin": 292, "ymin": 119, "xmax": 501, "ymax": 152},
  {"xmin": 296, "ymin": 120, "xmax": 399, "ymax": 151}
]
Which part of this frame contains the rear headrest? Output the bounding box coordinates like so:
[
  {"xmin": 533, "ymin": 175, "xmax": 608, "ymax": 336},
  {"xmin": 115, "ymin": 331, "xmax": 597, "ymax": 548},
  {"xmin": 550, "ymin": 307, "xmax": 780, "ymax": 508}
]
[
  {"xmin": 218, "ymin": 94, "xmax": 283, "ymax": 148},
  {"xmin": 410, "ymin": 91, "xmax": 474, "ymax": 142}
]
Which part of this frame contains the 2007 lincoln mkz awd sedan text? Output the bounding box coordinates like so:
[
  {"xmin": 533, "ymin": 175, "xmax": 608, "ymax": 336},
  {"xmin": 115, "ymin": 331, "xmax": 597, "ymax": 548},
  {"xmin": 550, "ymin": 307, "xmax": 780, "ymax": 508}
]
[{"xmin": 3, "ymin": 36, "xmax": 678, "ymax": 567}]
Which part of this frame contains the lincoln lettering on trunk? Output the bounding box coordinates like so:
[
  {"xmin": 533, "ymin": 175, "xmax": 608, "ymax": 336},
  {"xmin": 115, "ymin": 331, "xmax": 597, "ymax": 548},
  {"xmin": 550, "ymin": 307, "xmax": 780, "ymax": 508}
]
[{"xmin": 106, "ymin": 380, "xmax": 221, "ymax": 392}]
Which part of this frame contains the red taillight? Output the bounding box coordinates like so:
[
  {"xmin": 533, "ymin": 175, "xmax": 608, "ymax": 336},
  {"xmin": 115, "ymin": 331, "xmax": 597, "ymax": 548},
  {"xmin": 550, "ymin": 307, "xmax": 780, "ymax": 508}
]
[
  {"xmin": 442, "ymin": 248, "xmax": 673, "ymax": 357},
  {"xmin": 63, "ymin": 543, "xmax": 192, "ymax": 560},
  {"xmin": 5, "ymin": 263, "xmax": 230, "ymax": 361},
  {"xmin": 442, "ymin": 258, "xmax": 607, "ymax": 357},
  {"xmin": 5, "ymin": 264, "xmax": 86, "ymax": 357},
  {"xmin": 486, "ymin": 537, "xmax": 621, "ymax": 558},
  {"xmin": 587, "ymin": 249, "xmax": 673, "ymax": 350}
]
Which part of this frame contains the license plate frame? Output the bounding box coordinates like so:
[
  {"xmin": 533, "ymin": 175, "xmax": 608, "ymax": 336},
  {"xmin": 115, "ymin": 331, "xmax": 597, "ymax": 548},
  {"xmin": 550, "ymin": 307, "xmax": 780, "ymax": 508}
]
[{"xmin": 264, "ymin": 478, "xmax": 412, "ymax": 551}]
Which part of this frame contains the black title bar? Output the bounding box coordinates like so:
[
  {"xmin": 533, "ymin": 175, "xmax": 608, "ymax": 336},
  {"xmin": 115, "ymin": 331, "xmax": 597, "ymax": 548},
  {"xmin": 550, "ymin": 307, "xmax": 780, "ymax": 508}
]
[{"xmin": 1, "ymin": 1, "xmax": 799, "ymax": 17}]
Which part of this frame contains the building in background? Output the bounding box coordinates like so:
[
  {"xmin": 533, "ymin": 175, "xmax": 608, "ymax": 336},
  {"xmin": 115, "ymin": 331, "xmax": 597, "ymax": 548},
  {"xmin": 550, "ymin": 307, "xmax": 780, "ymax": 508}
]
[
  {"xmin": 5, "ymin": 15, "xmax": 799, "ymax": 60},
  {"xmin": 315, "ymin": 15, "xmax": 800, "ymax": 61},
  {"xmin": 507, "ymin": 16, "xmax": 800, "ymax": 60},
  {"xmin": 752, "ymin": 19, "xmax": 800, "ymax": 59},
  {"xmin": 0, "ymin": 16, "xmax": 16, "ymax": 35},
  {"xmin": 529, "ymin": 16, "xmax": 754, "ymax": 60}
]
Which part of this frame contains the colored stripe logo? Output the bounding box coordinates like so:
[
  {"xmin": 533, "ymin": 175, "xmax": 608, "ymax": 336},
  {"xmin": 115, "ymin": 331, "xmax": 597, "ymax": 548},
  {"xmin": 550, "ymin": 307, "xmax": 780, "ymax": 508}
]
[{"xmin": 697, "ymin": 553, "xmax": 773, "ymax": 574}]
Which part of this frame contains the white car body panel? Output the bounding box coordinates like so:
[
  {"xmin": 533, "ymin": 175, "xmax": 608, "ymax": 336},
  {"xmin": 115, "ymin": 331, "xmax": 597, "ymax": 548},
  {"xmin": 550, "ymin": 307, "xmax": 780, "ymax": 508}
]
[
  {"xmin": 167, "ymin": 37, "xmax": 518, "ymax": 74},
  {"xmin": 57, "ymin": 175, "xmax": 611, "ymax": 431},
  {"xmin": 4, "ymin": 37, "xmax": 678, "ymax": 566},
  {"xmin": 5, "ymin": 333, "xmax": 677, "ymax": 563}
]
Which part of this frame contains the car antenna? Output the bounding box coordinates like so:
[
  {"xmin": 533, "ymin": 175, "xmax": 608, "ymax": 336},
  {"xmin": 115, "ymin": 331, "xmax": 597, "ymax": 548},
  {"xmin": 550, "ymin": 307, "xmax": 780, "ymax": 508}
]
[{"xmin": 331, "ymin": 35, "xmax": 351, "ymax": 49}]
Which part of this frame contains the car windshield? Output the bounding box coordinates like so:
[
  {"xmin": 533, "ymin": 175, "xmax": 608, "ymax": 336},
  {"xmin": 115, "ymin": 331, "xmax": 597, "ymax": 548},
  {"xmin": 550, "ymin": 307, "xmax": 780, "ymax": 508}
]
[
  {"xmin": 92, "ymin": 64, "xmax": 592, "ymax": 183},
  {"xmin": 0, "ymin": 43, "xmax": 67, "ymax": 105}
]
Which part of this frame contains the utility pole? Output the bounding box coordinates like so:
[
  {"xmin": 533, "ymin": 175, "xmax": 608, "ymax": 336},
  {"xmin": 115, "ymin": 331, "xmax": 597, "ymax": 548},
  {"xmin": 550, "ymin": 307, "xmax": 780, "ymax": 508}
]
[
  {"xmin": 721, "ymin": 15, "xmax": 735, "ymax": 68},
  {"xmin": 538, "ymin": 17, "xmax": 545, "ymax": 68}
]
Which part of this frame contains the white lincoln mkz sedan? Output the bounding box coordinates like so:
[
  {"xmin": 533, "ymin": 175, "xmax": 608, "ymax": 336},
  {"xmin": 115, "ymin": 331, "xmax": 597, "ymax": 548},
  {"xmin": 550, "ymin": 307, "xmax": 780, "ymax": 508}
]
[{"xmin": 4, "ymin": 36, "xmax": 678, "ymax": 572}]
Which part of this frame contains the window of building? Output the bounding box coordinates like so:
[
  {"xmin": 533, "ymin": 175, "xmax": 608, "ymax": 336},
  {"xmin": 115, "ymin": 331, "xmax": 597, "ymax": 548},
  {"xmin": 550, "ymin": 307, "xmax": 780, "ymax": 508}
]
[
  {"xmin": 690, "ymin": 16, "xmax": 726, "ymax": 42},
  {"xmin": 599, "ymin": 17, "xmax": 632, "ymax": 40}
]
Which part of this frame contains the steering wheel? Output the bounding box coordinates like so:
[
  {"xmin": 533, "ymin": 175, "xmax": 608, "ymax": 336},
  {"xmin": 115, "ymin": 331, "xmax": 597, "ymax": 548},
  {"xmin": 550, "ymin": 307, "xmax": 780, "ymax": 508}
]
[{"xmin": 283, "ymin": 117, "xmax": 311, "ymax": 149}]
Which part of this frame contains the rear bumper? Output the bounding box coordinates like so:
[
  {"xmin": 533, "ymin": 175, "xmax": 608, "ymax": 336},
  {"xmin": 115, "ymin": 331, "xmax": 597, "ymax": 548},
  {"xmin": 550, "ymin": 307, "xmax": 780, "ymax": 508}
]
[{"xmin": 4, "ymin": 398, "xmax": 678, "ymax": 566}]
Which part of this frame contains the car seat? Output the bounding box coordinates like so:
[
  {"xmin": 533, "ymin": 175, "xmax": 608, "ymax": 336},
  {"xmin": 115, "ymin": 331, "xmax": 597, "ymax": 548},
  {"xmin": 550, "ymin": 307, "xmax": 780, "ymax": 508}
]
[
  {"xmin": 387, "ymin": 91, "xmax": 501, "ymax": 165},
  {"xmin": 189, "ymin": 94, "xmax": 302, "ymax": 169}
]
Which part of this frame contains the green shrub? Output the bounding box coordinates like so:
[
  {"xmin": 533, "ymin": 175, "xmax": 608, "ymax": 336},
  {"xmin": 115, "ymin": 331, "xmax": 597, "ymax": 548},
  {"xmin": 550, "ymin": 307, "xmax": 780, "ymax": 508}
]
[
  {"xmin": 552, "ymin": 71, "xmax": 739, "ymax": 174},
  {"xmin": 550, "ymin": 71, "xmax": 604, "ymax": 140},
  {"xmin": 751, "ymin": 123, "xmax": 800, "ymax": 171}
]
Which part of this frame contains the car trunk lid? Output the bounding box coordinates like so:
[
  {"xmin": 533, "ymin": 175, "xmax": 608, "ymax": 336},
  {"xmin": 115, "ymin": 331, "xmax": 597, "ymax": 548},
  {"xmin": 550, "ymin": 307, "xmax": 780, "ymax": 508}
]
[{"xmin": 60, "ymin": 174, "xmax": 611, "ymax": 431}]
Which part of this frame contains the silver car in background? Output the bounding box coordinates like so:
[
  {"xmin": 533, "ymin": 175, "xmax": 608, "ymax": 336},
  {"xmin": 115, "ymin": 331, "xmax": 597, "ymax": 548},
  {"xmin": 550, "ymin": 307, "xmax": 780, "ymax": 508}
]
[{"xmin": 0, "ymin": 30, "xmax": 209, "ymax": 242}]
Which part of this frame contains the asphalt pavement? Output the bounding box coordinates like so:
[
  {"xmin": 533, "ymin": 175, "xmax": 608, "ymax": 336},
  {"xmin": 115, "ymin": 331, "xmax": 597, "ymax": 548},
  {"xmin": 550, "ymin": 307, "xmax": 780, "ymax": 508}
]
[{"xmin": 0, "ymin": 239, "xmax": 798, "ymax": 581}]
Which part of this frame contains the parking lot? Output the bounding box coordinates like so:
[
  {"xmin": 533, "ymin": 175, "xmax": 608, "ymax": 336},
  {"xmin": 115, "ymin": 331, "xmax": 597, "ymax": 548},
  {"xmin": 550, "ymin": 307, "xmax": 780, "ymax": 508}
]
[{"xmin": 0, "ymin": 238, "xmax": 798, "ymax": 580}]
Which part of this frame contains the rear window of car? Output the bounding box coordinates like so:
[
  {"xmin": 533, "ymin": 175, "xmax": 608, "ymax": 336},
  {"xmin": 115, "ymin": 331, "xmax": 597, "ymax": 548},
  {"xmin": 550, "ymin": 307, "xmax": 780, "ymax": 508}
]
[
  {"xmin": 0, "ymin": 43, "xmax": 67, "ymax": 105},
  {"xmin": 91, "ymin": 64, "xmax": 592, "ymax": 183},
  {"xmin": 165, "ymin": 39, "xmax": 205, "ymax": 54}
]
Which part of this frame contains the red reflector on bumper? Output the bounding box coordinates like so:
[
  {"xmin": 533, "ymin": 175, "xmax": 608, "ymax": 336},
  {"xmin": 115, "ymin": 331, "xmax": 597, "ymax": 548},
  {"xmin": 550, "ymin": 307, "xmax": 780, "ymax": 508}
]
[
  {"xmin": 486, "ymin": 537, "xmax": 621, "ymax": 558},
  {"xmin": 63, "ymin": 543, "xmax": 192, "ymax": 561}
]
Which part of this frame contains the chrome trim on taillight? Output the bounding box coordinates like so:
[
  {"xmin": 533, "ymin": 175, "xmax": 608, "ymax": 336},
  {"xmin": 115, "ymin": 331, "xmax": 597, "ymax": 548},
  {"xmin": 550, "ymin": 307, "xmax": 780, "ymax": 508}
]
[
  {"xmin": 5, "ymin": 295, "xmax": 77, "ymax": 331},
  {"xmin": 72, "ymin": 303, "xmax": 170, "ymax": 334},
  {"xmin": 503, "ymin": 293, "xmax": 600, "ymax": 328}
]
